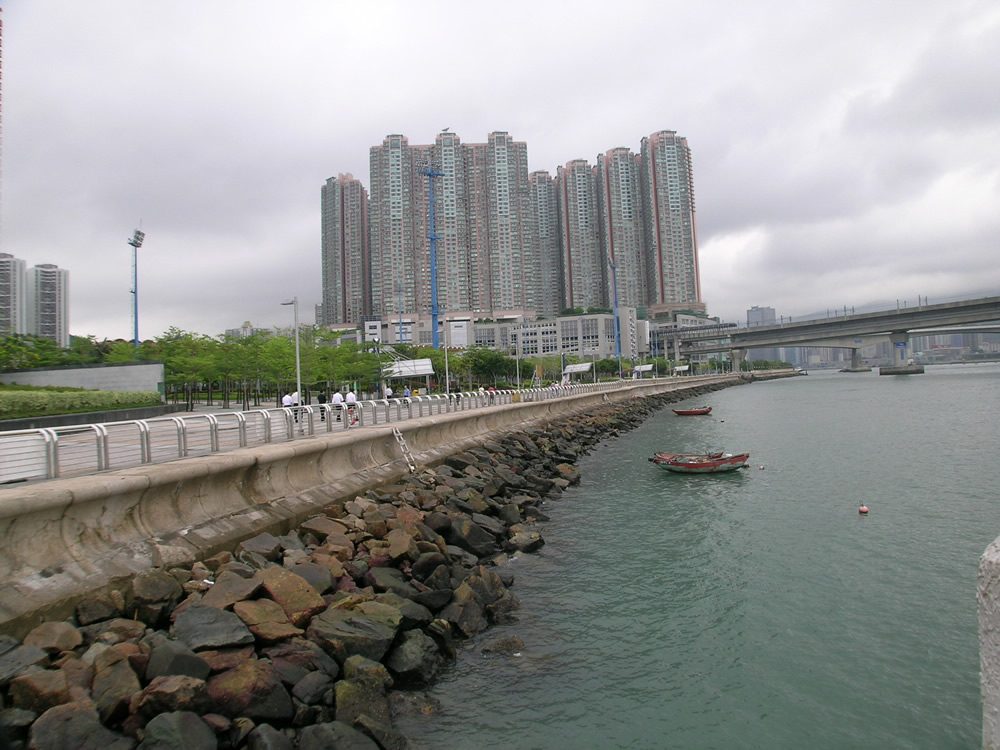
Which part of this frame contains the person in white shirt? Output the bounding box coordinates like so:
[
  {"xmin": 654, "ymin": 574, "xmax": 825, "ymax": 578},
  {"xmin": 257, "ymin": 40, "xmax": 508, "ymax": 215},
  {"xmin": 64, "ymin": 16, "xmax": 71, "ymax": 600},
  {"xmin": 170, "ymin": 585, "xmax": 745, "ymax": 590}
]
[
  {"xmin": 344, "ymin": 390, "xmax": 358, "ymax": 425},
  {"xmin": 331, "ymin": 390, "xmax": 344, "ymax": 421},
  {"xmin": 385, "ymin": 385, "xmax": 393, "ymax": 400},
  {"xmin": 282, "ymin": 392, "xmax": 293, "ymax": 408}
]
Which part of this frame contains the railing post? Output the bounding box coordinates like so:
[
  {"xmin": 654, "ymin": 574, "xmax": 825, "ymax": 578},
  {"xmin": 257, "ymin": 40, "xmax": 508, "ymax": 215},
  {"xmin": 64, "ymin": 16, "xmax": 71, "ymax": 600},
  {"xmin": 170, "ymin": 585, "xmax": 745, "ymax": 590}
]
[
  {"xmin": 170, "ymin": 417, "xmax": 188, "ymax": 457},
  {"xmin": 39, "ymin": 428, "xmax": 58, "ymax": 479}
]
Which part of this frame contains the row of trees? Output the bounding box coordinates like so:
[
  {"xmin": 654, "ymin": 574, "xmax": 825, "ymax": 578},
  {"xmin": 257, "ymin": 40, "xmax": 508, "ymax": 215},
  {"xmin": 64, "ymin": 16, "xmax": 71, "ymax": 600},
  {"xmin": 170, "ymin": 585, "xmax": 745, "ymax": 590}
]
[
  {"xmin": 0, "ymin": 329, "xmax": 671, "ymax": 409},
  {"xmin": 0, "ymin": 330, "xmax": 790, "ymax": 406},
  {"xmin": 2, "ymin": 329, "xmax": 789, "ymax": 410}
]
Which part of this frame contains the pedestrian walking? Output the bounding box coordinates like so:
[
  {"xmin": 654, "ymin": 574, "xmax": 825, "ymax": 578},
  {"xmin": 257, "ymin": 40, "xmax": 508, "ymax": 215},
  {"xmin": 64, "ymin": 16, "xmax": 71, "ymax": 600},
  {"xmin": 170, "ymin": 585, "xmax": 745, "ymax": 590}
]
[{"xmin": 345, "ymin": 389, "xmax": 358, "ymax": 426}]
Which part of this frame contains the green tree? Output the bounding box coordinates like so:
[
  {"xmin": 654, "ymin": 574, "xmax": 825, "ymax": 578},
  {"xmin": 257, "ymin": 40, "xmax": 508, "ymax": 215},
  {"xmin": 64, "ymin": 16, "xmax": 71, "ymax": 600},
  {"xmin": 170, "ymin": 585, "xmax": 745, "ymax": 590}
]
[{"xmin": 63, "ymin": 335, "xmax": 103, "ymax": 365}]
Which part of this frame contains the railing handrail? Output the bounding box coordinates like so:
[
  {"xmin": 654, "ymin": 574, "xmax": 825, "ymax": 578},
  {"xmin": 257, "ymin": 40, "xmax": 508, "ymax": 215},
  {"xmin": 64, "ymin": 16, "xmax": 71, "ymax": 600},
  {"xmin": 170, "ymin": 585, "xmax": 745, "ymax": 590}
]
[{"xmin": 0, "ymin": 375, "xmax": 742, "ymax": 486}]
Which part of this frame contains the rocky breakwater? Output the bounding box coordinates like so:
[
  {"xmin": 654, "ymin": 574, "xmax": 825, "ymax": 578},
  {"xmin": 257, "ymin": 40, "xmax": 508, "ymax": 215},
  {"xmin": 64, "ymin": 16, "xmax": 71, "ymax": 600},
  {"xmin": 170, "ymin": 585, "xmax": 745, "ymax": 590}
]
[{"xmin": 0, "ymin": 387, "xmax": 724, "ymax": 749}]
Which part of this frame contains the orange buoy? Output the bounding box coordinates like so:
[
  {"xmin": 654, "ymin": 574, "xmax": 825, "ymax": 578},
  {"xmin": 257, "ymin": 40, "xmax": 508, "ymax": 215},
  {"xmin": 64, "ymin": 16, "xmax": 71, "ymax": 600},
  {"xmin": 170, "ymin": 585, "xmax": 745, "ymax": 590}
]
[{"xmin": 858, "ymin": 504, "xmax": 869, "ymax": 515}]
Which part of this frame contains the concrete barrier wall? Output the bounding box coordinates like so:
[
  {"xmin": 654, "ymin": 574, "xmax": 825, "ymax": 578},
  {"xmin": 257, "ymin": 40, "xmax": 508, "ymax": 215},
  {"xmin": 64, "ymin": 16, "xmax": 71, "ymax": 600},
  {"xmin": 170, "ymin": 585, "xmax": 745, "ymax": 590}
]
[
  {"xmin": 0, "ymin": 375, "xmax": 739, "ymax": 637},
  {"xmin": 981, "ymin": 538, "xmax": 1000, "ymax": 749},
  {"xmin": 0, "ymin": 361, "xmax": 166, "ymax": 393}
]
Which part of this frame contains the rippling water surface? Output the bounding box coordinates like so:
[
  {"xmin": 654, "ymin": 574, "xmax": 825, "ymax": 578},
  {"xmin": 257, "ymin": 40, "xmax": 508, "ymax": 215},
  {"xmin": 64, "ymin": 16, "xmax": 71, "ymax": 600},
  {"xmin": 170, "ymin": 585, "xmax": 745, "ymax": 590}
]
[{"xmin": 397, "ymin": 364, "xmax": 1000, "ymax": 749}]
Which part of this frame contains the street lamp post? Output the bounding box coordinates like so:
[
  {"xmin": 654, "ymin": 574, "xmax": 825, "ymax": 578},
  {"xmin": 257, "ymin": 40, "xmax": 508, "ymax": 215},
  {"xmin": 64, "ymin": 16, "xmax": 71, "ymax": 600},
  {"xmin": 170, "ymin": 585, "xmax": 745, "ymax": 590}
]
[
  {"xmin": 280, "ymin": 297, "xmax": 302, "ymax": 415},
  {"xmin": 514, "ymin": 325, "xmax": 521, "ymax": 389},
  {"xmin": 127, "ymin": 229, "xmax": 145, "ymax": 352},
  {"xmin": 443, "ymin": 322, "xmax": 450, "ymax": 394},
  {"xmin": 610, "ymin": 259, "xmax": 622, "ymax": 378},
  {"xmin": 372, "ymin": 336, "xmax": 383, "ymax": 397}
]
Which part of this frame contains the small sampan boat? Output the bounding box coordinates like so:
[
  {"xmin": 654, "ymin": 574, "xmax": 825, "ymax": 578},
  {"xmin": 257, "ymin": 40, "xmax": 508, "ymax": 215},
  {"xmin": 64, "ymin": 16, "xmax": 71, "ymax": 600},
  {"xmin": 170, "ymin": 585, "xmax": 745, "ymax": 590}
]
[
  {"xmin": 649, "ymin": 451, "xmax": 750, "ymax": 473},
  {"xmin": 672, "ymin": 406, "xmax": 712, "ymax": 416}
]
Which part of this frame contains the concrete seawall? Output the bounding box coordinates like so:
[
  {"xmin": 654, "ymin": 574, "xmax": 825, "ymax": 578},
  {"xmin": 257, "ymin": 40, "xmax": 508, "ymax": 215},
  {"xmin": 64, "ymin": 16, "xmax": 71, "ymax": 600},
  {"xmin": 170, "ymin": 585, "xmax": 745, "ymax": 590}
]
[
  {"xmin": 0, "ymin": 375, "xmax": 748, "ymax": 637},
  {"xmin": 981, "ymin": 538, "xmax": 1000, "ymax": 749}
]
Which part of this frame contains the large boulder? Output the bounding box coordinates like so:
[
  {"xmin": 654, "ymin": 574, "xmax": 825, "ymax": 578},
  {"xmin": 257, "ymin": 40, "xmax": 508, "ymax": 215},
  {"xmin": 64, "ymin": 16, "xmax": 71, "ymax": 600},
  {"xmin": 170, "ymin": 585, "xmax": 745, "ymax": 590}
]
[
  {"xmin": 91, "ymin": 648, "xmax": 141, "ymax": 724},
  {"xmin": 385, "ymin": 629, "xmax": 444, "ymax": 685},
  {"xmin": 365, "ymin": 567, "xmax": 419, "ymax": 599},
  {"xmin": 232, "ymin": 599, "xmax": 304, "ymax": 643},
  {"xmin": 334, "ymin": 678, "xmax": 391, "ymax": 727},
  {"xmin": 135, "ymin": 710, "xmax": 215, "ymax": 749},
  {"xmin": 9, "ymin": 670, "xmax": 70, "ymax": 714},
  {"xmin": 23, "ymin": 622, "xmax": 83, "ymax": 654},
  {"xmin": 0, "ymin": 644, "xmax": 49, "ymax": 688},
  {"xmin": 305, "ymin": 608, "xmax": 397, "ymax": 666},
  {"xmin": 28, "ymin": 700, "xmax": 136, "ymax": 750},
  {"xmin": 144, "ymin": 639, "xmax": 211, "ymax": 681},
  {"xmin": 129, "ymin": 675, "xmax": 210, "ymax": 722},
  {"xmin": 199, "ymin": 569, "xmax": 262, "ymax": 609},
  {"xmin": 261, "ymin": 638, "xmax": 340, "ymax": 685},
  {"xmin": 446, "ymin": 517, "xmax": 498, "ymax": 558},
  {"xmin": 205, "ymin": 660, "xmax": 293, "ymax": 722},
  {"xmin": 172, "ymin": 606, "xmax": 254, "ymax": 651},
  {"xmin": 129, "ymin": 570, "xmax": 184, "ymax": 626},
  {"xmin": 298, "ymin": 721, "xmax": 378, "ymax": 750},
  {"xmin": 256, "ymin": 566, "xmax": 327, "ymax": 626}
]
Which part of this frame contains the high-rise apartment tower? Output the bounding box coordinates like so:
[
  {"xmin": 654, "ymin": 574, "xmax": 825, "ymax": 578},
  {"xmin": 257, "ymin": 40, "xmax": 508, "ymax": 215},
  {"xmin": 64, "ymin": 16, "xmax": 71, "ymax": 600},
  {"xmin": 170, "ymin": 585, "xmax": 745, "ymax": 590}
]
[
  {"xmin": 320, "ymin": 174, "xmax": 369, "ymax": 326},
  {"xmin": 26, "ymin": 263, "xmax": 69, "ymax": 347},
  {"xmin": 639, "ymin": 130, "xmax": 704, "ymax": 316},
  {"xmin": 0, "ymin": 252, "xmax": 26, "ymax": 335}
]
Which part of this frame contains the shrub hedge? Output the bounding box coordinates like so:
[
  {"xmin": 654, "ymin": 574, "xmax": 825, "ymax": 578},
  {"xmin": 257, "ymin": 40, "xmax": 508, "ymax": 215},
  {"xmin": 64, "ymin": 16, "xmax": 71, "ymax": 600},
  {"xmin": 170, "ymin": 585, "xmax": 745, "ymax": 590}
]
[{"xmin": 0, "ymin": 390, "xmax": 164, "ymax": 420}]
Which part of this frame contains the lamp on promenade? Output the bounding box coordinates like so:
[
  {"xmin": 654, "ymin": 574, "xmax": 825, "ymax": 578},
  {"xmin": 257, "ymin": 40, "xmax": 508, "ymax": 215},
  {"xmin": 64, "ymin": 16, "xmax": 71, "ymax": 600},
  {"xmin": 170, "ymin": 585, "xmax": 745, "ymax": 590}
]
[
  {"xmin": 127, "ymin": 228, "xmax": 145, "ymax": 352},
  {"xmin": 514, "ymin": 323, "xmax": 521, "ymax": 389},
  {"xmin": 280, "ymin": 297, "xmax": 302, "ymax": 414},
  {"xmin": 372, "ymin": 336, "xmax": 383, "ymax": 397}
]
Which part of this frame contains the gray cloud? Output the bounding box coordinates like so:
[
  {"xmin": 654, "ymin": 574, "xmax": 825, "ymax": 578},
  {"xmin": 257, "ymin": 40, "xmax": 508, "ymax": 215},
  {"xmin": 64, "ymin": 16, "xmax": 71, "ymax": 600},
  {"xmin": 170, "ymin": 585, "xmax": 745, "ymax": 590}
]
[{"xmin": 1, "ymin": 0, "xmax": 997, "ymax": 338}]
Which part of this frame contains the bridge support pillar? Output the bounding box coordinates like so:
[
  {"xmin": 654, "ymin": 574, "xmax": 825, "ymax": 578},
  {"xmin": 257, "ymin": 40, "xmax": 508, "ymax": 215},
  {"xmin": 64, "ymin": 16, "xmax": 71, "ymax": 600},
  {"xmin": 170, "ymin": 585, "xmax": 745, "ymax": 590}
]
[
  {"xmin": 880, "ymin": 332, "xmax": 924, "ymax": 375},
  {"xmin": 890, "ymin": 332, "xmax": 909, "ymax": 366},
  {"xmin": 842, "ymin": 348, "xmax": 872, "ymax": 372},
  {"xmin": 729, "ymin": 348, "xmax": 747, "ymax": 372}
]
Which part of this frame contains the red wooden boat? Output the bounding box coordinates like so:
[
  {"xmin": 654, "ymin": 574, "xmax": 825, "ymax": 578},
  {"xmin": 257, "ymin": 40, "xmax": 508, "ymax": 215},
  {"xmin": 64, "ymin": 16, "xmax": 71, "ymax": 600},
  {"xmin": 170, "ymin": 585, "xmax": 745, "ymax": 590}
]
[
  {"xmin": 649, "ymin": 451, "xmax": 750, "ymax": 473},
  {"xmin": 672, "ymin": 406, "xmax": 712, "ymax": 416}
]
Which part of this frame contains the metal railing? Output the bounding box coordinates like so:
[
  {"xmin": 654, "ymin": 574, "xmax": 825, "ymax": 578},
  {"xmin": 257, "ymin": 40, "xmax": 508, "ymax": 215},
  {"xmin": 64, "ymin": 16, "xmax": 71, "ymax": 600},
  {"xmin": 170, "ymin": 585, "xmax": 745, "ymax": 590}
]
[{"xmin": 0, "ymin": 377, "xmax": 715, "ymax": 486}]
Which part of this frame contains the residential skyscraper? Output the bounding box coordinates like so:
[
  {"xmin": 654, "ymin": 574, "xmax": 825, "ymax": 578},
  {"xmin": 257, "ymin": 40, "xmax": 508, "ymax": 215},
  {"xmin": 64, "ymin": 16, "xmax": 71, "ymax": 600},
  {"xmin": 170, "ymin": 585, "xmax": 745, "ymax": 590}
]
[
  {"xmin": 369, "ymin": 130, "xmax": 537, "ymax": 321},
  {"xmin": 428, "ymin": 131, "xmax": 472, "ymax": 314},
  {"xmin": 338, "ymin": 127, "xmax": 706, "ymax": 328},
  {"xmin": 528, "ymin": 170, "xmax": 562, "ymax": 317},
  {"xmin": 639, "ymin": 130, "xmax": 704, "ymax": 317},
  {"xmin": 26, "ymin": 263, "xmax": 69, "ymax": 347},
  {"xmin": 557, "ymin": 159, "xmax": 605, "ymax": 310},
  {"xmin": 320, "ymin": 173, "xmax": 369, "ymax": 325},
  {"xmin": 596, "ymin": 147, "xmax": 646, "ymax": 309},
  {"xmin": 369, "ymin": 134, "xmax": 424, "ymax": 320},
  {"xmin": 0, "ymin": 252, "xmax": 27, "ymax": 336}
]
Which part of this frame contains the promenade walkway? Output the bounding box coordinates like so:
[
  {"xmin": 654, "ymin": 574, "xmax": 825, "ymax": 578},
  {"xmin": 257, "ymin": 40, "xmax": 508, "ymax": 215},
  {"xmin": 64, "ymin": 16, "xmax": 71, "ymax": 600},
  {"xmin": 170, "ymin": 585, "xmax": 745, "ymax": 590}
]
[{"xmin": 0, "ymin": 380, "xmax": 657, "ymax": 486}]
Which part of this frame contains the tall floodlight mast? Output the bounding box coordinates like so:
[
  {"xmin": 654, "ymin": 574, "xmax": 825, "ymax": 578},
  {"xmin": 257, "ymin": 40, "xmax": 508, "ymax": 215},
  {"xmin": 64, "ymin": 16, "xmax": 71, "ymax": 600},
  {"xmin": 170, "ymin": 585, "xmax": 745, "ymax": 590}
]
[
  {"xmin": 128, "ymin": 228, "xmax": 145, "ymax": 351},
  {"xmin": 418, "ymin": 163, "xmax": 444, "ymax": 349}
]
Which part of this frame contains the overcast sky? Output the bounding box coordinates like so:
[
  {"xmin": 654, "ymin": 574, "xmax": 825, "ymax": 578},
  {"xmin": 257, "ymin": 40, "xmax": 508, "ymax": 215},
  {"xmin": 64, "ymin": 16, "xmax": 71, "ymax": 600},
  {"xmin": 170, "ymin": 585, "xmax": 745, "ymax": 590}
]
[{"xmin": 2, "ymin": 0, "xmax": 998, "ymax": 341}]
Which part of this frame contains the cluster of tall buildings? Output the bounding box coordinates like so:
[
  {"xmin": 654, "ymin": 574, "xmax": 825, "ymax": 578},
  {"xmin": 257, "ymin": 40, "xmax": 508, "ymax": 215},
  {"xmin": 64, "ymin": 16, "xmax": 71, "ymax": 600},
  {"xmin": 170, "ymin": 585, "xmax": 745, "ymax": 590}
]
[
  {"xmin": 0, "ymin": 253, "xmax": 70, "ymax": 348},
  {"xmin": 320, "ymin": 129, "xmax": 704, "ymax": 330}
]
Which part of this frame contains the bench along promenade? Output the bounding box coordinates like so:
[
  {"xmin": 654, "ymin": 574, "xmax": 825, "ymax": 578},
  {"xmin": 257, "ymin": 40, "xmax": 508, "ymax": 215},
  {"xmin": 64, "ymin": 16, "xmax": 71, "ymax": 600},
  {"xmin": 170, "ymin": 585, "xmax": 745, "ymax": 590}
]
[{"xmin": 0, "ymin": 373, "xmax": 762, "ymax": 639}]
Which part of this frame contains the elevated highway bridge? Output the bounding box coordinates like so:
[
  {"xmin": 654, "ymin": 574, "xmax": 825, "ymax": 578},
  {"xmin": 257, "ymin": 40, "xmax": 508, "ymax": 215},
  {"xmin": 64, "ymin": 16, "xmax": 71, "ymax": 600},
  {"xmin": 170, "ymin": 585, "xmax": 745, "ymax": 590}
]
[{"xmin": 669, "ymin": 295, "xmax": 1000, "ymax": 370}]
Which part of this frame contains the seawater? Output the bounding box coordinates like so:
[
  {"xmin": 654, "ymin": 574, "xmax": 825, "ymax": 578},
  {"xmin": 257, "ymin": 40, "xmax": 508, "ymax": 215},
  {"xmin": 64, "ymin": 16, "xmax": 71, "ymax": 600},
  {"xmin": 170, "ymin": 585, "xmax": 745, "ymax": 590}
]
[{"xmin": 396, "ymin": 364, "xmax": 1000, "ymax": 750}]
